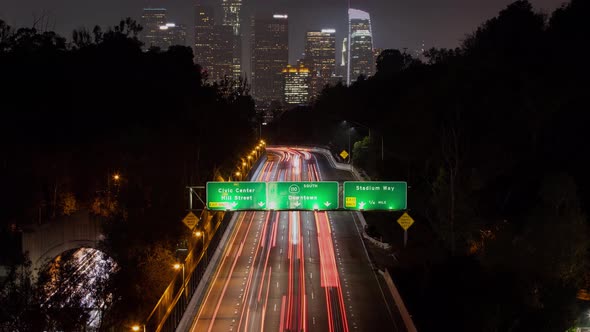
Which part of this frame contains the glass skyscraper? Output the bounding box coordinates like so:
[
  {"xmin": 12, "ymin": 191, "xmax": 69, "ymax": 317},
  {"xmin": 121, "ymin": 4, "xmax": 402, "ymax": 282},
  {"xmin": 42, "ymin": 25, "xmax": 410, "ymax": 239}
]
[
  {"xmin": 222, "ymin": 0, "xmax": 242, "ymax": 79},
  {"xmin": 347, "ymin": 9, "xmax": 375, "ymax": 85}
]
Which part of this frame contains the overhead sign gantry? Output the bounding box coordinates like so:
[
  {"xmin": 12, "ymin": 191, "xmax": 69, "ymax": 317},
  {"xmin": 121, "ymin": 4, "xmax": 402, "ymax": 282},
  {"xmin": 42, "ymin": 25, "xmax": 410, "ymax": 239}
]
[{"xmin": 205, "ymin": 181, "xmax": 407, "ymax": 211}]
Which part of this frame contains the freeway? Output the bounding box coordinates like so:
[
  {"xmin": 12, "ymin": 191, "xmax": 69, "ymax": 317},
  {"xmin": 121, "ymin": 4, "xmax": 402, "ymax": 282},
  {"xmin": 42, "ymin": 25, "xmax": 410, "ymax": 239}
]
[{"xmin": 186, "ymin": 147, "xmax": 398, "ymax": 332}]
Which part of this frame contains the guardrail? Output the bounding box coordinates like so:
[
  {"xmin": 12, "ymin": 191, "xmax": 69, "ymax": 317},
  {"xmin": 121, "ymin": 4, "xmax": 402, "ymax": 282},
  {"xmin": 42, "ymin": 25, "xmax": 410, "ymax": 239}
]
[
  {"xmin": 142, "ymin": 143, "xmax": 267, "ymax": 332},
  {"xmin": 144, "ymin": 209, "xmax": 226, "ymax": 332}
]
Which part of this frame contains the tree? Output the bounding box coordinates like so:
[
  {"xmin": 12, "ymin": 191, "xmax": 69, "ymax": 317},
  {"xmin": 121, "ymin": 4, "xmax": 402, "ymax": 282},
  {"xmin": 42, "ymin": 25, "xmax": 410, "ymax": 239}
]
[
  {"xmin": 59, "ymin": 192, "xmax": 77, "ymax": 216},
  {"xmin": 0, "ymin": 260, "xmax": 44, "ymax": 331},
  {"xmin": 375, "ymin": 49, "xmax": 415, "ymax": 76},
  {"xmin": 72, "ymin": 28, "xmax": 92, "ymax": 49}
]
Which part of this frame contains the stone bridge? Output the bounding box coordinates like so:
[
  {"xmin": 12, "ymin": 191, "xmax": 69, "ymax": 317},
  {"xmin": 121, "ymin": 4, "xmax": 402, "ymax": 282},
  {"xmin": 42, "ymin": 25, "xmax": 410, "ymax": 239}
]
[{"xmin": 21, "ymin": 210, "xmax": 102, "ymax": 274}]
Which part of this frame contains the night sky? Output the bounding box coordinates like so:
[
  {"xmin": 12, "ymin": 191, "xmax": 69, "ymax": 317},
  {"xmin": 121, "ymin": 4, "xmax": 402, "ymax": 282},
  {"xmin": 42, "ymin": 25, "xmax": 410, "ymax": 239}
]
[{"xmin": 2, "ymin": 0, "xmax": 565, "ymax": 69}]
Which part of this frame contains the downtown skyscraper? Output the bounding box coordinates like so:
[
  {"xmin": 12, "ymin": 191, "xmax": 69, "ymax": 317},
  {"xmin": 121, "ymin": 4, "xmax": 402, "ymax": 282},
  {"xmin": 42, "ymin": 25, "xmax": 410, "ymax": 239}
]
[
  {"xmin": 304, "ymin": 29, "xmax": 336, "ymax": 98},
  {"xmin": 141, "ymin": 8, "xmax": 186, "ymax": 50},
  {"xmin": 222, "ymin": 0, "xmax": 242, "ymax": 79},
  {"xmin": 194, "ymin": 5, "xmax": 215, "ymax": 75},
  {"xmin": 251, "ymin": 14, "xmax": 289, "ymax": 105},
  {"xmin": 347, "ymin": 9, "xmax": 375, "ymax": 85},
  {"xmin": 283, "ymin": 65, "xmax": 310, "ymax": 105},
  {"xmin": 193, "ymin": 3, "xmax": 236, "ymax": 81},
  {"xmin": 141, "ymin": 8, "xmax": 167, "ymax": 49}
]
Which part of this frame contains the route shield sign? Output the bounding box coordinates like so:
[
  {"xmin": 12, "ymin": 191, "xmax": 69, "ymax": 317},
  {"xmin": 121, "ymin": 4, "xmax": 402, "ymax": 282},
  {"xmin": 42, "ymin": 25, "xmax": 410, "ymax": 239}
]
[
  {"xmin": 206, "ymin": 182, "xmax": 267, "ymax": 211},
  {"xmin": 267, "ymin": 181, "xmax": 339, "ymax": 210},
  {"xmin": 343, "ymin": 181, "xmax": 407, "ymax": 211}
]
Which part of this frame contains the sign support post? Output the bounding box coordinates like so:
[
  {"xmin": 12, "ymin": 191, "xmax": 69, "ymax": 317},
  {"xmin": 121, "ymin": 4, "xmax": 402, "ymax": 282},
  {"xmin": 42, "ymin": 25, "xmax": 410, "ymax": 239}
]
[
  {"xmin": 403, "ymin": 230, "xmax": 408, "ymax": 248},
  {"xmin": 397, "ymin": 212, "xmax": 415, "ymax": 249}
]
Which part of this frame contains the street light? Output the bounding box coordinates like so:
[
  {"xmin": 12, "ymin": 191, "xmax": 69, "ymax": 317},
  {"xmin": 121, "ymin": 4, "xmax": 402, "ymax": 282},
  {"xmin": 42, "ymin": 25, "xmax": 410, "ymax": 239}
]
[
  {"xmin": 194, "ymin": 230, "xmax": 206, "ymax": 260},
  {"xmin": 174, "ymin": 262, "xmax": 186, "ymax": 296},
  {"xmin": 343, "ymin": 120, "xmax": 384, "ymax": 161},
  {"xmin": 131, "ymin": 325, "xmax": 145, "ymax": 332},
  {"xmin": 348, "ymin": 127, "xmax": 355, "ymax": 164}
]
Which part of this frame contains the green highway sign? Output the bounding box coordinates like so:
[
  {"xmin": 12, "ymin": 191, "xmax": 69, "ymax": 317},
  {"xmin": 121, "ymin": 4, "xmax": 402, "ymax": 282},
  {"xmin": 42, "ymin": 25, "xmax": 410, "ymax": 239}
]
[
  {"xmin": 206, "ymin": 182, "xmax": 267, "ymax": 211},
  {"xmin": 343, "ymin": 181, "xmax": 407, "ymax": 211},
  {"xmin": 267, "ymin": 181, "xmax": 339, "ymax": 210}
]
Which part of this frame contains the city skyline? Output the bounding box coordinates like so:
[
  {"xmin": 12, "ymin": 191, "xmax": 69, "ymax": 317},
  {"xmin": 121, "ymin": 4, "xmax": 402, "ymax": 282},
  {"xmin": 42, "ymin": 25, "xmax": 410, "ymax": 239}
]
[{"xmin": 1, "ymin": 0, "xmax": 564, "ymax": 67}]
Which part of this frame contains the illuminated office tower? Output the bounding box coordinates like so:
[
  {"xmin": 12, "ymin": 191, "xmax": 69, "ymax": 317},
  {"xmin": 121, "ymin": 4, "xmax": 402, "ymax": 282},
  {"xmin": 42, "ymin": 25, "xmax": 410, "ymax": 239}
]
[
  {"xmin": 194, "ymin": 5, "xmax": 215, "ymax": 75},
  {"xmin": 283, "ymin": 65, "xmax": 310, "ymax": 105},
  {"xmin": 159, "ymin": 23, "xmax": 186, "ymax": 48},
  {"xmin": 141, "ymin": 8, "xmax": 167, "ymax": 50},
  {"xmin": 304, "ymin": 29, "xmax": 336, "ymax": 97},
  {"xmin": 211, "ymin": 25, "xmax": 234, "ymax": 81},
  {"xmin": 222, "ymin": 0, "xmax": 242, "ymax": 79},
  {"xmin": 251, "ymin": 14, "xmax": 289, "ymax": 104},
  {"xmin": 347, "ymin": 8, "xmax": 375, "ymax": 84}
]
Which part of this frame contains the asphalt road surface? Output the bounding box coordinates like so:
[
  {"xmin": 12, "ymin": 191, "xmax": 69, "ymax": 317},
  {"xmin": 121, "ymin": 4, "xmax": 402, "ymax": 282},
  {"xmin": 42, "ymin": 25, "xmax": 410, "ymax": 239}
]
[{"xmin": 187, "ymin": 147, "xmax": 399, "ymax": 332}]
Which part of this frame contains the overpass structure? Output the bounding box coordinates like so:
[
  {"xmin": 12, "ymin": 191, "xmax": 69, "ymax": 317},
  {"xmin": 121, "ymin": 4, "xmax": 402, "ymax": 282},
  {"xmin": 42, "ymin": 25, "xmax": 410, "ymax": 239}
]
[{"xmin": 21, "ymin": 210, "xmax": 102, "ymax": 275}]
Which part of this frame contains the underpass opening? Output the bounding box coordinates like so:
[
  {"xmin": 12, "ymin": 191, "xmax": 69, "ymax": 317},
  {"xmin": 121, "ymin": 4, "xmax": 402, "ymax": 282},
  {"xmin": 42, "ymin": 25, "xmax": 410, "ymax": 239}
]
[{"xmin": 38, "ymin": 247, "xmax": 118, "ymax": 330}]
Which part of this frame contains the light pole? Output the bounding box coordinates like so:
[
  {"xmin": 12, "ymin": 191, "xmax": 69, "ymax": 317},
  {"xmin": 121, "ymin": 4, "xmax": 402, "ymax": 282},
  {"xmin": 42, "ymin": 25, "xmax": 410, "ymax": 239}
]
[
  {"xmin": 194, "ymin": 230, "xmax": 206, "ymax": 260},
  {"xmin": 174, "ymin": 262, "xmax": 187, "ymax": 297},
  {"xmin": 131, "ymin": 325, "xmax": 146, "ymax": 332},
  {"xmin": 343, "ymin": 120, "xmax": 384, "ymax": 161},
  {"xmin": 348, "ymin": 127, "xmax": 354, "ymax": 164}
]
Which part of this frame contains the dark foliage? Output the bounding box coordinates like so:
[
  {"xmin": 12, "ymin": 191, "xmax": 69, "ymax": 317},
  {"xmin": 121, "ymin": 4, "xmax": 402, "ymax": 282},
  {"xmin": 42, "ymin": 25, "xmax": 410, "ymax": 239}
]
[
  {"xmin": 270, "ymin": 0, "xmax": 590, "ymax": 330},
  {"xmin": 0, "ymin": 17, "xmax": 256, "ymax": 328}
]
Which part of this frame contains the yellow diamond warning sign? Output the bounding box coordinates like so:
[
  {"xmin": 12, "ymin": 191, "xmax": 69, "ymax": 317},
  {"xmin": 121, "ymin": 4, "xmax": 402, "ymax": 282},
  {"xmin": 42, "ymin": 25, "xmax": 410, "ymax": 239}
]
[
  {"xmin": 397, "ymin": 212, "xmax": 414, "ymax": 230},
  {"xmin": 340, "ymin": 150, "xmax": 349, "ymax": 160},
  {"xmin": 182, "ymin": 211, "xmax": 200, "ymax": 230}
]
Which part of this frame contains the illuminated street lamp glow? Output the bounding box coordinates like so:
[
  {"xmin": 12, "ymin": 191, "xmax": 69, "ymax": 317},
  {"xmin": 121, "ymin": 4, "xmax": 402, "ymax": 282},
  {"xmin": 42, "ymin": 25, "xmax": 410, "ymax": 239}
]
[
  {"xmin": 131, "ymin": 326, "xmax": 141, "ymax": 331},
  {"xmin": 235, "ymin": 172, "xmax": 241, "ymax": 177},
  {"xmin": 173, "ymin": 263, "xmax": 181, "ymax": 270},
  {"xmin": 113, "ymin": 173, "xmax": 120, "ymax": 181},
  {"xmin": 242, "ymin": 162, "xmax": 247, "ymax": 166},
  {"xmin": 195, "ymin": 230, "xmax": 203, "ymax": 237}
]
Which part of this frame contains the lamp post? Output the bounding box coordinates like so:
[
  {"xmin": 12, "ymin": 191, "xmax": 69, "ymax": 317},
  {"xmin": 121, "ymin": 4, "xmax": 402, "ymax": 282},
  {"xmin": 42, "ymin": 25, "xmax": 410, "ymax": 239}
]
[
  {"xmin": 173, "ymin": 263, "xmax": 185, "ymax": 286},
  {"xmin": 131, "ymin": 325, "xmax": 145, "ymax": 332},
  {"xmin": 194, "ymin": 230, "xmax": 206, "ymax": 261},
  {"xmin": 348, "ymin": 127, "xmax": 355, "ymax": 165},
  {"xmin": 344, "ymin": 120, "xmax": 384, "ymax": 161},
  {"xmin": 174, "ymin": 262, "xmax": 187, "ymax": 297}
]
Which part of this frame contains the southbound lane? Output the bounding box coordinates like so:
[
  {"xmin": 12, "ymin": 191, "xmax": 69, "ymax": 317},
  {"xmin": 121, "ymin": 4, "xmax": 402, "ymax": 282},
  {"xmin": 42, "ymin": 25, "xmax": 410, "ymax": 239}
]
[{"xmin": 187, "ymin": 147, "xmax": 397, "ymax": 332}]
